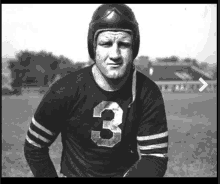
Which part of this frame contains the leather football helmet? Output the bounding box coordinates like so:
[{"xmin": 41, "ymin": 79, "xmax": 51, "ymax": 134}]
[{"xmin": 88, "ymin": 4, "xmax": 140, "ymax": 61}]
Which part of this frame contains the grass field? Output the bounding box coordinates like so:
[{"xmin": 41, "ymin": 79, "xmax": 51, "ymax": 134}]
[{"xmin": 2, "ymin": 92, "xmax": 217, "ymax": 177}]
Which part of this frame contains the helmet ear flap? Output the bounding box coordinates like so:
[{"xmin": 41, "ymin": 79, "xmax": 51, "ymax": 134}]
[
  {"xmin": 87, "ymin": 22, "xmax": 96, "ymax": 61},
  {"xmin": 88, "ymin": 4, "xmax": 140, "ymax": 61}
]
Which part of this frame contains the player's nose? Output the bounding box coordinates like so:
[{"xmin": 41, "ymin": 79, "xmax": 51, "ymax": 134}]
[{"xmin": 109, "ymin": 44, "xmax": 121, "ymax": 61}]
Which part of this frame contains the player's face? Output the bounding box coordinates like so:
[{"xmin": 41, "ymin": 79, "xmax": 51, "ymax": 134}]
[{"xmin": 95, "ymin": 31, "xmax": 133, "ymax": 79}]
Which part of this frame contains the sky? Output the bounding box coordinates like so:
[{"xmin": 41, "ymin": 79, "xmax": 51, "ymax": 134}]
[{"xmin": 2, "ymin": 4, "xmax": 217, "ymax": 64}]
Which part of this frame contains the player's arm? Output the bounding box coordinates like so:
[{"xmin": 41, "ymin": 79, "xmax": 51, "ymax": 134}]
[
  {"xmin": 24, "ymin": 85, "xmax": 66, "ymax": 177},
  {"xmin": 125, "ymin": 86, "xmax": 168, "ymax": 177}
]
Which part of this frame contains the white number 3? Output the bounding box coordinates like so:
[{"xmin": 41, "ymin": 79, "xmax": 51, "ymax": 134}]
[{"xmin": 91, "ymin": 101, "xmax": 123, "ymax": 148}]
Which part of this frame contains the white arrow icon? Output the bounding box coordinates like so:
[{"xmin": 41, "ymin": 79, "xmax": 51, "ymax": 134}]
[{"xmin": 199, "ymin": 78, "xmax": 208, "ymax": 92}]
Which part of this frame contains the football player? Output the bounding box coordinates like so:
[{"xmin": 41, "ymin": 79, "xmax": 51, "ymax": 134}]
[{"xmin": 24, "ymin": 4, "xmax": 169, "ymax": 177}]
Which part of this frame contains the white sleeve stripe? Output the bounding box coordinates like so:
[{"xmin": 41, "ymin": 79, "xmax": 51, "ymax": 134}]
[
  {"xmin": 141, "ymin": 153, "xmax": 167, "ymax": 158},
  {"xmin": 32, "ymin": 117, "xmax": 53, "ymax": 136},
  {"xmin": 123, "ymin": 169, "xmax": 130, "ymax": 177},
  {"xmin": 138, "ymin": 143, "xmax": 168, "ymax": 150},
  {"xmin": 26, "ymin": 135, "xmax": 42, "ymax": 148},
  {"xmin": 28, "ymin": 127, "xmax": 50, "ymax": 143},
  {"xmin": 137, "ymin": 131, "xmax": 168, "ymax": 141}
]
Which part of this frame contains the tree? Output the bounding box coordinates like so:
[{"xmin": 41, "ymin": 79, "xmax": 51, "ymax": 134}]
[
  {"xmin": 199, "ymin": 62, "xmax": 208, "ymax": 71},
  {"xmin": 156, "ymin": 57, "xmax": 165, "ymax": 63},
  {"xmin": 2, "ymin": 74, "xmax": 10, "ymax": 86},
  {"xmin": 8, "ymin": 58, "xmax": 26, "ymax": 88},
  {"xmin": 56, "ymin": 55, "xmax": 85, "ymax": 78},
  {"xmin": 169, "ymin": 55, "xmax": 179, "ymax": 62},
  {"xmin": 182, "ymin": 57, "xmax": 201, "ymax": 68},
  {"xmin": 213, "ymin": 69, "xmax": 217, "ymax": 80},
  {"xmin": 33, "ymin": 50, "xmax": 59, "ymax": 86},
  {"xmin": 7, "ymin": 50, "xmax": 87, "ymax": 91},
  {"xmin": 8, "ymin": 50, "xmax": 60, "ymax": 88},
  {"xmin": 182, "ymin": 57, "xmax": 193, "ymax": 64},
  {"xmin": 210, "ymin": 65, "xmax": 217, "ymax": 80},
  {"xmin": 156, "ymin": 56, "xmax": 180, "ymax": 63},
  {"xmin": 191, "ymin": 59, "xmax": 201, "ymax": 68}
]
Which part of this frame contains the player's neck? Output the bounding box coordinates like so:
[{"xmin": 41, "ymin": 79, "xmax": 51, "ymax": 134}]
[{"xmin": 92, "ymin": 64, "xmax": 132, "ymax": 92}]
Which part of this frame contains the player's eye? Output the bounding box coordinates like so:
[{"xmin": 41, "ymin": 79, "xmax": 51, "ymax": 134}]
[
  {"xmin": 118, "ymin": 42, "xmax": 131, "ymax": 48},
  {"xmin": 99, "ymin": 42, "xmax": 112, "ymax": 47}
]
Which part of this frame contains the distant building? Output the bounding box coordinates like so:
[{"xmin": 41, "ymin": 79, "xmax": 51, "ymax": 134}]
[{"xmin": 138, "ymin": 62, "xmax": 213, "ymax": 81}]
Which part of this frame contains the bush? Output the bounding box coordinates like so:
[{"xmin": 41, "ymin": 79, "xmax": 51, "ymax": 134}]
[
  {"xmin": 2, "ymin": 86, "xmax": 22, "ymax": 96},
  {"xmin": 2, "ymin": 88, "xmax": 13, "ymax": 96}
]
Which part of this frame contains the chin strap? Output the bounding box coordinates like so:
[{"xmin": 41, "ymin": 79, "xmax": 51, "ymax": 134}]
[{"xmin": 128, "ymin": 69, "xmax": 137, "ymax": 108}]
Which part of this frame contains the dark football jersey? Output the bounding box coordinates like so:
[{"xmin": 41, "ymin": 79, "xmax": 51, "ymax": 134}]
[{"xmin": 25, "ymin": 64, "xmax": 168, "ymax": 177}]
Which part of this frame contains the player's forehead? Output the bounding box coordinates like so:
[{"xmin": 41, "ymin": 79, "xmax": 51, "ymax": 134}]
[{"xmin": 97, "ymin": 31, "xmax": 132, "ymax": 42}]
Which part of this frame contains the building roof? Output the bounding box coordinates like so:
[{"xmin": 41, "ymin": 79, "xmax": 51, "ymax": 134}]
[
  {"xmin": 151, "ymin": 62, "xmax": 191, "ymax": 66},
  {"xmin": 142, "ymin": 63, "xmax": 213, "ymax": 81}
]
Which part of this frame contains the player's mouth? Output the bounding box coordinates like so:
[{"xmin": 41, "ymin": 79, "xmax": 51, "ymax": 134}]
[{"xmin": 107, "ymin": 62, "xmax": 123, "ymax": 68}]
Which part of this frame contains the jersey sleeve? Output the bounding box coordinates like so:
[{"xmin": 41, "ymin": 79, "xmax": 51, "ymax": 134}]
[
  {"xmin": 137, "ymin": 85, "xmax": 168, "ymax": 159},
  {"xmin": 25, "ymin": 82, "xmax": 68, "ymax": 149}
]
